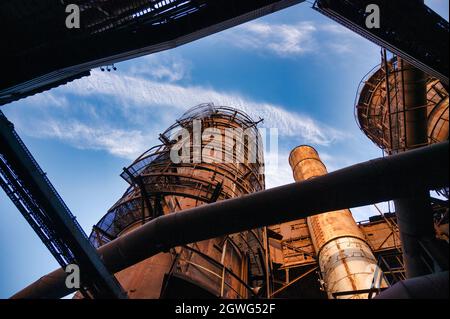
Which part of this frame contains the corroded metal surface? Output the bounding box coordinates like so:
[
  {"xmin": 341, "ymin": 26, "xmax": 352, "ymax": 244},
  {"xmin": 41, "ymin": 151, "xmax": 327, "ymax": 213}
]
[
  {"xmin": 289, "ymin": 146, "xmax": 327, "ymax": 182},
  {"xmin": 269, "ymin": 219, "xmax": 316, "ymax": 268},
  {"xmin": 289, "ymin": 145, "xmax": 386, "ymax": 299},
  {"xmin": 319, "ymin": 237, "xmax": 381, "ymax": 298},
  {"xmin": 289, "ymin": 146, "xmax": 366, "ymax": 250},
  {"xmin": 88, "ymin": 103, "xmax": 266, "ymax": 298},
  {"xmin": 359, "ymin": 216, "xmax": 401, "ymax": 252},
  {"xmin": 357, "ymin": 54, "xmax": 448, "ymax": 279},
  {"xmin": 356, "ymin": 57, "xmax": 449, "ymax": 154},
  {"xmin": 13, "ymin": 141, "xmax": 448, "ymax": 299},
  {"xmin": 307, "ymin": 210, "xmax": 366, "ymax": 254}
]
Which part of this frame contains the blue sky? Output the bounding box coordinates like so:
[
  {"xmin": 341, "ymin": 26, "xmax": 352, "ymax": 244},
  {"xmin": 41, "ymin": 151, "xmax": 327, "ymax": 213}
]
[{"xmin": 0, "ymin": 1, "xmax": 448, "ymax": 298}]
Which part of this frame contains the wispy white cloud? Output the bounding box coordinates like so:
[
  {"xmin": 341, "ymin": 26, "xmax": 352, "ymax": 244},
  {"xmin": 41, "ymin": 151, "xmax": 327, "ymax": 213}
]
[
  {"xmin": 32, "ymin": 120, "xmax": 151, "ymax": 159},
  {"xmin": 227, "ymin": 21, "xmax": 318, "ymax": 57},
  {"xmin": 59, "ymin": 70, "xmax": 344, "ymax": 144},
  {"xmin": 223, "ymin": 20, "xmax": 375, "ymax": 58},
  {"xmin": 17, "ymin": 91, "xmax": 69, "ymax": 109},
  {"xmin": 9, "ymin": 69, "xmax": 345, "ymax": 189},
  {"xmin": 126, "ymin": 53, "xmax": 191, "ymax": 82},
  {"xmin": 7, "ymin": 41, "xmax": 353, "ymax": 195}
]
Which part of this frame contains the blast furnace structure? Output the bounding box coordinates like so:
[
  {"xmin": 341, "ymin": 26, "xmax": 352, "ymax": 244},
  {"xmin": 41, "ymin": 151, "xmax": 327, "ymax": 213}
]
[
  {"xmin": 355, "ymin": 54, "xmax": 449, "ymax": 280},
  {"xmin": 87, "ymin": 103, "xmax": 268, "ymax": 298}
]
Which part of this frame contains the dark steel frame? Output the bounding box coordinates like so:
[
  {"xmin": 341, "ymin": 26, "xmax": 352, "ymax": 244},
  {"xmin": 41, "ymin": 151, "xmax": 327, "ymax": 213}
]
[{"xmin": 0, "ymin": 110, "xmax": 126, "ymax": 299}]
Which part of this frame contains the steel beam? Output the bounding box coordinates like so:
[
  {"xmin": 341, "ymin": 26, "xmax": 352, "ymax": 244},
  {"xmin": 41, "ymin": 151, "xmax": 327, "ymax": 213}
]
[
  {"xmin": 0, "ymin": 111, "xmax": 126, "ymax": 299},
  {"xmin": 314, "ymin": 0, "xmax": 449, "ymax": 85},
  {"xmin": 0, "ymin": 0, "xmax": 304, "ymax": 105}
]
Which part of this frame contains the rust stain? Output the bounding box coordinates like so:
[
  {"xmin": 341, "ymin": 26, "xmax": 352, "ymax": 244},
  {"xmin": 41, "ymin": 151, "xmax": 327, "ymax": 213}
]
[
  {"xmin": 336, "ymin": 240, "xmax": 358, "ymax": 292},
  {"xmin": 290, "ymin": 144, "xmax": 381, "ymax": 299}
]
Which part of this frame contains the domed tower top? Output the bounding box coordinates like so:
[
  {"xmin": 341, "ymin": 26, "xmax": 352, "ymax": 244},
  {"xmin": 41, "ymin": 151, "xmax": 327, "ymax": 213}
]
[{"xmin": 355, "ymin": 57, "xmax": 449, "ymax": 154}]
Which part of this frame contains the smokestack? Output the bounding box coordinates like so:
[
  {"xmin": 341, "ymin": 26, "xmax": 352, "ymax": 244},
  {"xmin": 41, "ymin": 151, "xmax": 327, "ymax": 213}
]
[{"xmin": 289, "ymin": 145, "xmax": 386, "ymax": 299}]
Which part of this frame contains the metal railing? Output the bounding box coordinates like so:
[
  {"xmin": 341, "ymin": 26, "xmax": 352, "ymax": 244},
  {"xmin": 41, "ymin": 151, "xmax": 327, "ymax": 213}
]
[{"xmin": 164, "ymin": 243, "xmax": 258, "ymax": 299}]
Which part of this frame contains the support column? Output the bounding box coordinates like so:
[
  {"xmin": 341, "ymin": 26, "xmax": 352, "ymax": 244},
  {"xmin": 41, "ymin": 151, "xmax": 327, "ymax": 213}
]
[{"xmin": 394, "ymin": 59, "xmax": 435, "ymax": 278}]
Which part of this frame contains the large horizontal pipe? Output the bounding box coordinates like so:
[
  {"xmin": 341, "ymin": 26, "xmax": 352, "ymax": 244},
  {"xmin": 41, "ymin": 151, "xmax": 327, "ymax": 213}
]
[
  {"xmin": 12, "ymin": 141, "xmax": 449, "ymax": 299},
  {"xmin": 375, "ymin": 271, "xmax": 449, "ymax": 299}
]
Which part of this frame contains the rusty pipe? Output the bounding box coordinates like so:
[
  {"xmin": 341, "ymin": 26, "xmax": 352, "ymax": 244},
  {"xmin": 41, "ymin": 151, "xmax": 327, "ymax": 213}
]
[
  {"xmin": 289, "ymin": 145, "xmax": 386, "ymax": 299},
  {"xmin": 11, "ymin": 141, "xmax": 449, "ymax": 299}
]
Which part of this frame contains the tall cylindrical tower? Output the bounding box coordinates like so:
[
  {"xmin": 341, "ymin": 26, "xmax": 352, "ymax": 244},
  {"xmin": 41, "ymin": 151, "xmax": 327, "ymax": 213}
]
[
  {"xmin": 355, "ymin": 56, "xmax": 449, "ymax": 278},
  {"xmin": 88, "ymin": 103, "xmax": 267, "ymax": 299},
  {"xmin": 355, "ymin": 57, "xmax": 449, "ymax": 155},
  {"xmin": 289, "ymin": 145, "xmax": 386, "ymax": 299}
]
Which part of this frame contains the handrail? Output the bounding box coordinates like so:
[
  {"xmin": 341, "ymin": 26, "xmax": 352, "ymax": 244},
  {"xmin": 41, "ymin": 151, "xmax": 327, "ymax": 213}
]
[{"xmin": 180, "ymin": 244, "xmax": 257, "ymax": 298}]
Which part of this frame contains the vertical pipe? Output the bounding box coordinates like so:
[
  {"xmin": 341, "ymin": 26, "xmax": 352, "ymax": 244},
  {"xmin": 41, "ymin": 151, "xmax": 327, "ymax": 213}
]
[
  {"xmin": 383, "ymin": 49, "xmax": 395, "ymax": 153},
  {"xmin": 401, "ymin": 59, "xmax": 429, "ymax": 150},
  {"xmin": 394, "ymin": 59, "xmax": 435, "ymax": 278},
  {"xmin": 263, "ymin": 227, "xmax": 271, "ymax": 298},
  {"xmin": 220, "ymin": 239, "xmax": 228, "ymax": 298},
  {"xmin": 289, "ymin": 145, "xmax": 386, "ymax": 299}
]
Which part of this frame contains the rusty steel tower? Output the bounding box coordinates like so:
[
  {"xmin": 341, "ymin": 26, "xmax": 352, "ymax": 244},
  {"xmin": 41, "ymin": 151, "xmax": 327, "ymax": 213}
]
[
  {"xmin": 87, "ymin": 103, "xmax": 267, "ymax": 298},
  {"xmin": 355, "ymin": 54, "xmax": 449, "ymax": 280},
  {"xmin": 355, "ymin": 56, "xmax": 449, "ymax": 155}
]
